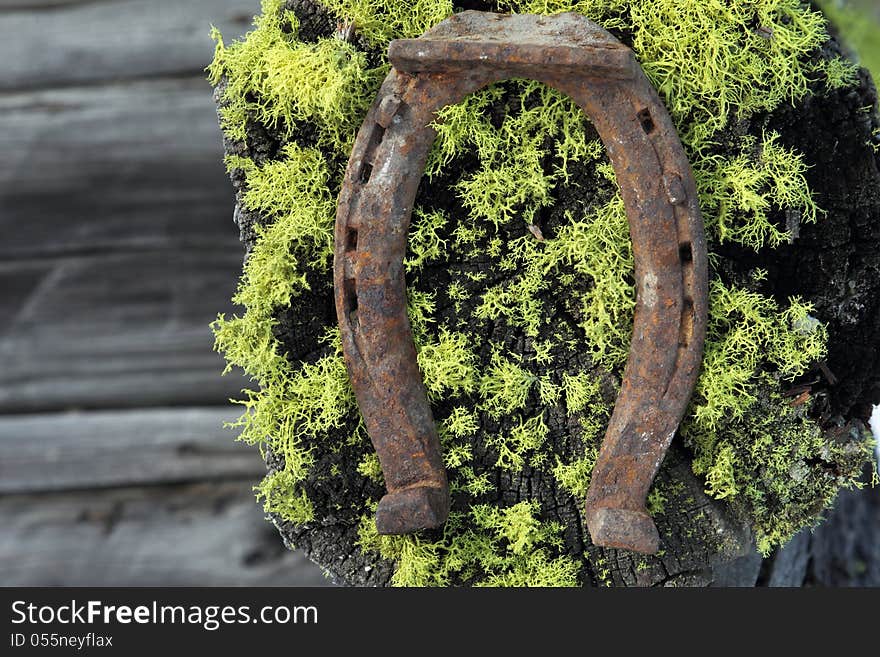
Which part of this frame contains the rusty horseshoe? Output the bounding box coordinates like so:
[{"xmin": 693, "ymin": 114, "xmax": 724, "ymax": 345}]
[{"xmin": 333, "ymin": 11, "xmax": 708, "ymax": 554}]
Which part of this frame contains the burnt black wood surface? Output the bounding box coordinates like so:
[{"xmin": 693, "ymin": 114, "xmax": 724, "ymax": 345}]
[
  {"xmin": 2, "ymin": 0, "xmax": 876, "ymax": 588},
  {"xmin": 0, "ymin": 0, "xmax": 328, "ymax": 586}
]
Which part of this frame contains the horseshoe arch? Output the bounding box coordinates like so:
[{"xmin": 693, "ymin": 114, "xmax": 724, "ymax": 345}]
[{"xmin": 333, "ymin": 11, "xmax": 708, "ymax": 555}]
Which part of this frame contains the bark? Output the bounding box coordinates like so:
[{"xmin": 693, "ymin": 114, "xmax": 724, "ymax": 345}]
[{"xmin": 217, "ymin": 1, "xmax": 880, "ymax": 586}]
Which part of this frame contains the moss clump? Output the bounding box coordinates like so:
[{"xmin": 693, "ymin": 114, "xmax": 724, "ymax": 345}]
[
  {"xmin": 416, "ymin": 328, "xmax": 480, "ymax": 400},
  {"xmin": 690, "ymin": 386, "xmax": 872, "ymax": 555},
  {"xmin": 357, "ymin": 500, "xmax": 580, "ymax": 586},
  {"xmin": 209, "ymin": 1, "xmax": 383, "ymax": 150},
  {"xmin": 429, "ymin": 80, "xmax": 601, "ymax": 226},
  {"xmin": 320, "ymin": 0, "xmax": 455, "ymax": 48},
  {"xmin": 501, "ymin": 0, "xmax": 830, "ymax": 149},
  {"xmin": 688, "ymin": 279, "xmax": 827, "ymax": 432},
  {"xmin": 696, "ymin": 132, "xmax": 821, "ymax": 250},
  {"xmin": 210, "ymin": 0, "xmax": 874, "ymax": 585},
  {"xmin": 489, "ymin": 414, "xmax": 550, "ymax": 469},
  {"xmin": 478, "ymin": 350, "xmax": 537, "ymax": 418},
  {"xmin": 822, "ymin": 56, "xmax": 861, "ymax": 91}
]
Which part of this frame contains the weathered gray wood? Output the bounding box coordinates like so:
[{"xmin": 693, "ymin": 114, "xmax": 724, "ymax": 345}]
[
  {"xmin": 0, "ymin": 407, "xmax": 264, "ymax": 494},
  {"xmin": 0, "ymin": 0, "xmax": 315, "ymax": 588},
  {"xmin": 766, "ymin": 531, "xmax": 811, "ymax": 587},
  {"xmin": 0, "ymin": 481, "xmax": 331, "ymax": 586},
  {"xmin": 0, "ymin": 0, "xmax": 258, "ymax": 90},
  {"xmin": 0, "ymin": 1, "xmax": 105, "ymax": 9},
  {"xmin": 0, "ymin": 250, "xmax": 248, "ymax": 413},
  {"xmin": 0, "ymin": 78, "xmax": 242, "ymax": 259}
]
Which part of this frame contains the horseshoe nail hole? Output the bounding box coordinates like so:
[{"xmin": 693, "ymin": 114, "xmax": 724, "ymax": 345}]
[
  {"xmin": 358, "ymin": 124, "xmax": 386, "ymax": 184},
  {"xmin": 637, "ymin": 108, "xmax": 655, "ymax": 134},
  {"xmin": 680, "ymin": 298, "xmax": 694, "ymax": 346},
  {"xmin": 359, "ymin": 162, "xmax": 373, "ymax": 184},
  {"xmin": 344, "ymin": 278, "xmax": 358, "ymax": 314},
  {"xmin": 346, "ymin": 229, "xmax": 358, "ymax": 252},
  {"xmin": 679, "ymin": 242, "xmax": 693, "ymax": 264}
]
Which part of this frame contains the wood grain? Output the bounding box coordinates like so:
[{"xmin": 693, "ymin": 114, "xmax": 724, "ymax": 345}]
[
  {"xmin": 0, "ymin": 250, "xmax": 249, "ymax": 413},
  {"xmin": 0, "ymin": 481, "xmax": 331, "ymax": 586},
  {"xmin": 0, "ymin": 0, "xmax": 257, "ymax": 90},
  {"xmin": 0, "ymin": 407, "xmax": 263, "ymax": 494},
  {"xmin": 0, "ymin": 1, "xmax": 113, "ymax": 9},
  {"xmin": 0, "ymin": 0, "xmax": 333, "ymax": 587},
  {"xmin": 0, "ymin": 78, "xmax": 241, "ymax": 259}
]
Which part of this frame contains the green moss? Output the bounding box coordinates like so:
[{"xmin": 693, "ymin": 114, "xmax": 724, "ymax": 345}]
[
  {"xmin": 697, "ymin": 132, "xmax": 821, "ymax": 250},
  {"xmin": 687, "ymin": 386, "xmax": 872, "ymax": 556},
  {"xmin": 416, "ymin": 328, "xmax": 480, "ymax": 400},
  {"xmin": 319, "ymin": 0, "xmax": 455, "ymax": 48},
  {"xmin": 679, "ymin": 279, "xmax": 868, "ymax": 554},
  {"xmin": 502, "ymin": 0, "xmax": 829, "ymax": 150},
  {"xmin": 210, "ymin": 0, "xmax": 384, "ymax": 150},
  {"xmin": 210, "ymin": 0, "xmax": 874, "ymax": 585},
  {"xmin": 357, "ymin": 501, "xmax": 580, "ymax": 586},
  {"xmin": 822, "ymin": 56, "xmax": 861, "ymax": 90},
  {"xmin": 478, "ymin": 350, "xmax": 537, "ymax": 418}
]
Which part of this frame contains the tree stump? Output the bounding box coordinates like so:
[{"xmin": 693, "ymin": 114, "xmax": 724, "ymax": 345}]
[{"xmin": 211, "ymin": 0, "xmax": 880, "ymax": 586}]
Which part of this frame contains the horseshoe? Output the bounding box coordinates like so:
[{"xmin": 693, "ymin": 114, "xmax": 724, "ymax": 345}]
[{"xmin": 333, "ymin": 11, "xmax": 708, "ymax": 554}]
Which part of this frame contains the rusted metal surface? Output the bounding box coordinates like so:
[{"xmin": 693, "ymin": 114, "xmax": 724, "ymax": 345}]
[{"xmin": 333, "ymin": 11, "xmax": 708, "ymax": 553}]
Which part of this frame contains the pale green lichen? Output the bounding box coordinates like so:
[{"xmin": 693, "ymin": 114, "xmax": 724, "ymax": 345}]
[
  {"xmin": 704, "ymin": 444, "xmax": 739, "ymax": 500},
  {"xmin": 696, "ymin": 132, "xmax": 821, "ymax": 250},
  {"xmin": 357, "ymin": 501, "xmax": 580, "ymax": 586},
  {"xmin": 478, "ymin": 350, "xmax": 537, "ymax": 418},
  {"xmin": 689, "ymin": 385, "xmax": 873, "ymax": 556},
  {"xmin": 443, "ymin": 406, "xmax": 481, "ymax": 437},
  {"xmin": 356, "ymin": 452, "xmax": 384, "ymax": 483},
  {"xmin": 209, "ymin": 0, "xmax": 383, "ymax": 150},
  {"xmin": 562, "ymin": 371, "xmax": 603, "ymax": 414},
  {"xmin": 405, "ymin": 209, "xmax": 450, "ymax": 272},
  {"xmin": 822, "ymin": 55, "xmax": 861, "ymax": 90},
  {"xmin": 646, "ymin": 487, "xmax": 668, "ymax": 516},
  {"xmin": 209, "ymin": 0, "xmax": 874, "ymax": 585},
  {"xmin": 416, "ymin": 328, "xmax": 480, "ymax": 400},
  {"xmin": 430, "ymin": 80, "xmax": 600, "ymax": 227},
  {"xmin": 320, "ymin": 0, "xmax": 455, "ymax": 48},
  {"xmin": 553, "ymin": 452, "xmax": 599, "ymax": 499},
  {"xmin": 489, "ymin": 414, "xmax": 550, "ymax": 469},
  {"xmin": 687, "ymin": 278, "xmax": 827, "ymax": 433},
  {"xmin": 501, "ymin": 0, "xmax": 830, "ymax": 149}
]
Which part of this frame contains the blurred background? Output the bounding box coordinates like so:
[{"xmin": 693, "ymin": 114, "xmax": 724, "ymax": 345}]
[
  {"xmin": 0, "ymin": 0, "xmax": 326, "ymax": 585},
  {"xmin": 0, "ymin": 0, "xmax": 877, "ymax": 586}
]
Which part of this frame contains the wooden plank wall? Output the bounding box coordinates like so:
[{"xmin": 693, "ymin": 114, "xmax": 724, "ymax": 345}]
[{"xmin": 0, "ymin": 0, "xmax": 330, "ymax": 585}]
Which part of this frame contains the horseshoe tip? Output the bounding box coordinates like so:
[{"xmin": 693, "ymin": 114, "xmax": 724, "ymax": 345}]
[
  {"xmin": 375, "ymin": 485, "xmax": 450, "ymax": 535},
  {"xmin": 586, "ymin": 506, "xmax": 660, "ymax": 554}
]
